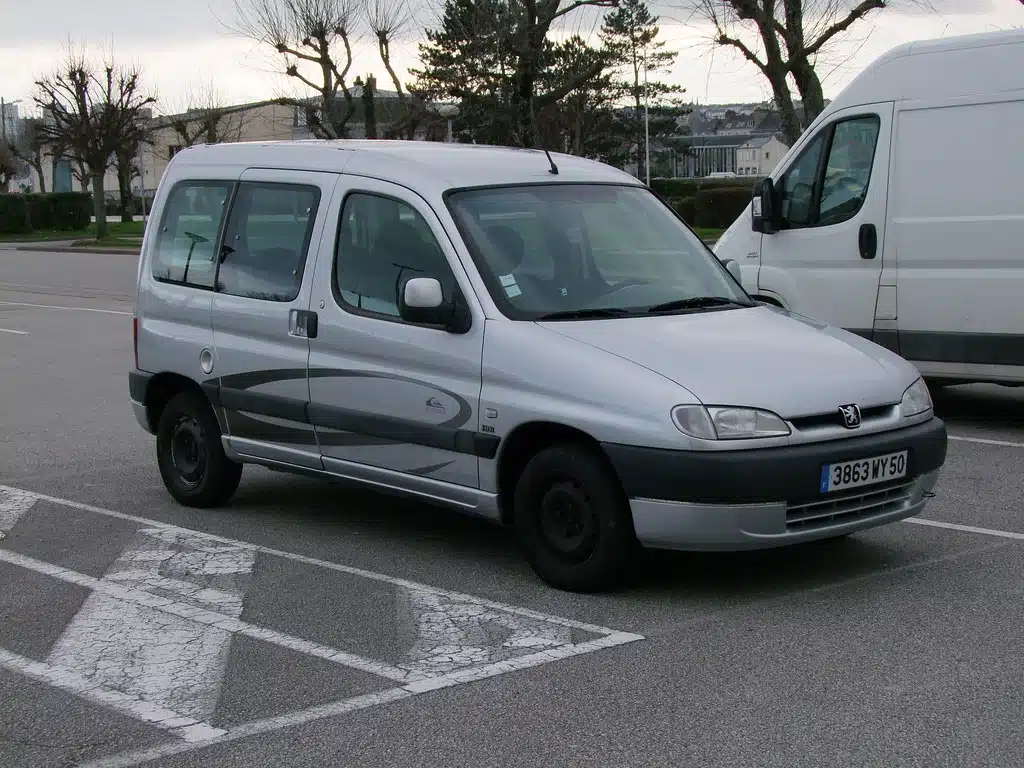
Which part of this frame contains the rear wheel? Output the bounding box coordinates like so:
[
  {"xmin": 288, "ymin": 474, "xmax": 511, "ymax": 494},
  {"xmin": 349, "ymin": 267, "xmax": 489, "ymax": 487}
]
[
  {"xmin": 156, "ymin": 390, "xmax": 242, "ymax": 507},
  {"xmin": 513, "ymin": 442, "xmax": 638, "ymax": 592}
]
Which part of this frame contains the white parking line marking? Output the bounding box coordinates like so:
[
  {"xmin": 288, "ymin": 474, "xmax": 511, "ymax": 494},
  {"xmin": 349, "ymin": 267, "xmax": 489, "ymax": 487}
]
[
  {"xmin": 906, "ymin": 517, "xmax": 1024, "ymax": 541},
  {"xmin": 0, "ymin": 648, "xmax": 226, "ymax": 743},
  {"xmin": 0, "ymin": 326, "xmax": 28, "ymax": 334},
  {"xmin": 0, "ymin": 548, "xmax": 424, "ymax": 683},
  {"xmin": 0, "ymin": 300, "xmax": 131, "ymax": 316},
  {"xmin": 949, "ymin": 434, "xmax": 1024, "ymax": 449},
  {"xmin": 0, "ymin": 487, "xmax": 37, "ymax": 540},
  {"xmin": 80, "ymin": 632, "xmax": 641, "ymax": 768},
  {"xmin": 0, "ymin": 485, "xmax": 629, "ymax": 636},
  {"xmin": 0, "ymin": 484, "xmax": 644, "ymax": 766},
  {"xmin": 46, "ymin": 528, "xmax": 257, "ymax": 725}
]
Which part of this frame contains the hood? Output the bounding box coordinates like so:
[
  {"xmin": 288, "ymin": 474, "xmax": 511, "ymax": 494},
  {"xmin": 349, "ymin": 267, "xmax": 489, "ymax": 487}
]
[{"xmin": 536, "ymin": 305, "xmax": 918, "ymax": 419}]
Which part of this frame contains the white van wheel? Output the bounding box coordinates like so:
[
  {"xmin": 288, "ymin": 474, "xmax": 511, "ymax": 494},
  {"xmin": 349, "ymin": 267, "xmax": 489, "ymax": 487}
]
[
  {"xmin": 512, "ymin": 442, "xmax": 638, "ymax": 592},
  {"xmin": 156, "ymin": 390, "xmax": 242, "ymax": 508}
]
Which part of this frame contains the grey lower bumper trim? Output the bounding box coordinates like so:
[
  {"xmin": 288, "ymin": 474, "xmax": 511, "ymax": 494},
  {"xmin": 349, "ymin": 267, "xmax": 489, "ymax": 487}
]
[{"xmin": 631, "ymin": 470, "xmax": 941, "ymax": 551}]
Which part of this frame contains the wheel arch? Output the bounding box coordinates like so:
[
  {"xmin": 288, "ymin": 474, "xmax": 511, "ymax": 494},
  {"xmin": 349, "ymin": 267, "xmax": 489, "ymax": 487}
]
[
  {"xmin": 495, "ymin": 420, "xmax": 625, "ymax": 526},
  {"xmin": 143, "ymin": 372, "xmax": 219, "ymax": 434}
]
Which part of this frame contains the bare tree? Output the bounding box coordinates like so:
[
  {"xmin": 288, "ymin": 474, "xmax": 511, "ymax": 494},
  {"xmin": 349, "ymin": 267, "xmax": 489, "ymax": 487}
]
[
  {"xmin": 10, "ymin": 117, "xmax": 50, "ymax": 193},
  {"xmin": 0, "ymin": 142, "xmax": 27, "ymax": 193},
  {"xmin": 232, "ymin": 0, "xmax": 364, "ymax": 138},
  {"xmin": 162, "ymin": 82, "xmax": 256, "ymax": 148},
  {"xmin": 682, "ymin": 0, "xmax": 932, "ymax": 143},
  {"xmin": 33, "ymin": 48, "xmax": 157, "ymax": 238},
  {"xmin": 366, "ymin": 0, "xmax": 418, "ymax": 137}
]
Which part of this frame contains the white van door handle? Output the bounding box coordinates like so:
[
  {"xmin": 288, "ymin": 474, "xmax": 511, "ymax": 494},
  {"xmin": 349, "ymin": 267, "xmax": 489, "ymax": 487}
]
[{"xmin": 859, "ymin": 224, "xmax": 877, "ymax": 260}]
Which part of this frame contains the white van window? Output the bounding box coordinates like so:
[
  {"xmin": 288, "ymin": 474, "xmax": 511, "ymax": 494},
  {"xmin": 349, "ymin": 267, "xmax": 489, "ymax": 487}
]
[
  {"xmin": 334, "ymin": 192, "xmax": 456, "ymax": 320},
  {"xmin": 151, "ymin": 181, "xmax": 231, "ymax": 288},
  {"xmin": 818, "ymin": 116, "xmax": 880, "ymax": 225},
  {"xmin": 778, "ymin": 114, "xmax": 881, "ymax": 229},
  {"xmin": 216, "ymin": 182, "xmax": 321, "ymax": 302},
  {"xmin": 779, "ymin": 132, "xmax": 826, "ymax": 227}
]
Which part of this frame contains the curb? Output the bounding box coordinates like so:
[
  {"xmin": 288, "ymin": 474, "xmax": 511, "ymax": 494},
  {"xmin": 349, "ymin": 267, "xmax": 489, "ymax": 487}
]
[{"xmin": 14, "ymin": 245, "xmax": 140, "ymax": 256}]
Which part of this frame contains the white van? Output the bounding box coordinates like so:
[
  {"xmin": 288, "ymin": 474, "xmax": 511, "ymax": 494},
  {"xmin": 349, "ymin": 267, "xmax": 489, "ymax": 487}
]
[
  {"xmin": 130, "ymin": 140, "xmax": 947, "ymax": 592},
  {"xmin": 714, "ymin": 28, "xmax": 1024, "ymax": 388}
]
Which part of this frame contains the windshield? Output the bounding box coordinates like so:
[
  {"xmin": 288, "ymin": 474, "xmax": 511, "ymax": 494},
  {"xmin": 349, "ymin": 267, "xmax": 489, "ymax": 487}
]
[{"xmin": 445, "ymin": 183, "xmax": 751, "ymax": 319}]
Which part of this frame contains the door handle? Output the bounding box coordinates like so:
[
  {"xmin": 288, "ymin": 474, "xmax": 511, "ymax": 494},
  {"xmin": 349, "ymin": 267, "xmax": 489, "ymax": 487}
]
[
  {"xmin": 289, "ymin": 309, "xmax": 318, "ymax": 339},
  {"xmin": 859, "ymin": 223, "xmax": 877, "ymax": 260}
]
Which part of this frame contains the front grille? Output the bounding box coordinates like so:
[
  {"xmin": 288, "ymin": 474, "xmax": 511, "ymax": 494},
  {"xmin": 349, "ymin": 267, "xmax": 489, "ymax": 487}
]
[
  {"xmin": 789, "ymin": 404, "xmax": 895, "ymax": 431},
  {"xmin": 786, "ymin": 481, "xmax": 914, "ymax": 531}
]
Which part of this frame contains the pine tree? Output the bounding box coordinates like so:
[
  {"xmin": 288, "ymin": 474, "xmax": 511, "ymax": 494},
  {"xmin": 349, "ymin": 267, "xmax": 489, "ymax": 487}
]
[{"xmin": 600, "ymin": 0, "xmax": 685, "ymax": 180}]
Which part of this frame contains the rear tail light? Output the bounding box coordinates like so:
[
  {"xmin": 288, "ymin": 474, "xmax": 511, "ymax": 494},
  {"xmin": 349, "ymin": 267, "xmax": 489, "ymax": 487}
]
[{"xmin": 133, "ymin": 315, "xmax": 139, "ymax": 370}]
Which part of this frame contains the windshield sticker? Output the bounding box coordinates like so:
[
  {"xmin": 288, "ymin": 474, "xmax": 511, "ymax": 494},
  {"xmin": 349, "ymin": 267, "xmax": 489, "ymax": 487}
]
[
  {"xmin": 505, "ymin": 284, "xmax": 522, "ymax": 298},
  {"xmin": 499, "ymin": 273, "xmax": 516, "ymax": 288}
]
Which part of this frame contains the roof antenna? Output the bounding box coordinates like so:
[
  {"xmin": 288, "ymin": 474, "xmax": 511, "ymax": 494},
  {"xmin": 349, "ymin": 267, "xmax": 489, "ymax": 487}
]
[{"xmin": 542, "ymin": 147, "xmax": 559, "ymax": 175}]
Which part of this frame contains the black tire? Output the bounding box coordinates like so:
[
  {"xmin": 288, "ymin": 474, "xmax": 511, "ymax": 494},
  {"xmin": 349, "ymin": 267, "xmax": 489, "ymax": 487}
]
[
  {"xmin": 156, "ymin": 389, "xmax": 242, "ymax": 508},
  {"xmin": 512, "ymin": 441, "xmax": 638, "ymax": 592}
]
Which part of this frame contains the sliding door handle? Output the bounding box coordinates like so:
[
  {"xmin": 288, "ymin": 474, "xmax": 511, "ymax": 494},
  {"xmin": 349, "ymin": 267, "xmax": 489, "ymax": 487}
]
[{"xmin": 289, "ymin": 309, "xmax": 318, "ymax": 339}]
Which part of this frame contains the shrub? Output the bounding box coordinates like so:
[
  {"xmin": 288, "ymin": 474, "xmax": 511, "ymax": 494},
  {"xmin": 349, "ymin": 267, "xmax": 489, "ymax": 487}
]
[
  {"xmin": 0, "ymin": 195, "xmax": 30, "ymax": 234},
  {"xmin": 670, "ymin": 196, "xmax": 697, "ymax": 224},
  {"xmin": 694, "ymin": 187, "xmax": 754, "ymax": 229},
  {"xmin": 0, "ymin": 192, "xmax": 92, "ymax": 234},
  {"xmin": 48, "ymin": 192, "xmax": 92, "ymax": 230}
]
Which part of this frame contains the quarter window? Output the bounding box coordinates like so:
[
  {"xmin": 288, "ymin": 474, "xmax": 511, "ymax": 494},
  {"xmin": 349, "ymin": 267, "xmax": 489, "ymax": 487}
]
[
  {"xmin": 334, "ymin": 193, "xmax": 455, "ymax": 319},
  {"xmin": 217, "ymin": 182, "xmax": 321, "ymax": 302},
  {"xmin": 152, "ymin": 181, "xmax": 231, "ymax": 288},
  {"xmin": 778, "ymin": 114, "xmax": 881, "ymax": 229}
]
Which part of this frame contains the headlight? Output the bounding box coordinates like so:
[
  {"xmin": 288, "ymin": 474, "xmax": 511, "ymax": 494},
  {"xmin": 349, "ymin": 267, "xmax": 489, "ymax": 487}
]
[
  {"xmin": 672, "ymin": 405, "xmax": 791, "ymax": 440},
  {"xmin": 900, "ymin": 377, "xmax": 932, "ymax": 418}
]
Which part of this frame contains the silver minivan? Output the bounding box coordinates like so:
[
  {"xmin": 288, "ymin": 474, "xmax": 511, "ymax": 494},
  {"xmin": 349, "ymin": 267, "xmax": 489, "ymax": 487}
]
[{"xmin": 129, "ymin": 140, "xmax": 948, "ymax": 592}]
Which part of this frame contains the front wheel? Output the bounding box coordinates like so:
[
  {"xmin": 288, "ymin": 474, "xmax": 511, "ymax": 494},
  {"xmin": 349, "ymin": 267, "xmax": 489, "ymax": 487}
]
[
  {"xmin": 156, "ymin": 389, "xmax": 242, "ymax": 508},
  {"xmin": 513, "ymin": 442, "xmax": 638, "ymax": 592}
]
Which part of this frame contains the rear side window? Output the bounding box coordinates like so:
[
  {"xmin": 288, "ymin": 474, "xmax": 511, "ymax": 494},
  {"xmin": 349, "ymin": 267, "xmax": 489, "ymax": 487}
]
[
  {"xmin": 151, "ymin": 181, "xmax": 231, "ymax": 288},
  {"xmin": 217, "ymin": 182, "xmax": 321, "ymax": 302}
]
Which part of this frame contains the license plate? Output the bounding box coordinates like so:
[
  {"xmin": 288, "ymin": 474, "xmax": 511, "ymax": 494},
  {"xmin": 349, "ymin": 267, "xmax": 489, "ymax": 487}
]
[{"xmin": 820, "ymin": 450, "xmax": 908, "ymax": 493}]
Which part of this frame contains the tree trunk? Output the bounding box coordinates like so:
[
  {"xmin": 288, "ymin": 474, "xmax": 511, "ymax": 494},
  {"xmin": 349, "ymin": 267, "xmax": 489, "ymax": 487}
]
[
  {"xmin": 766, "ymin": 64, "xmax": 802, "ymax": 145},
  {"xmin": 790, "ymin": 58, "xmax": 826, "ymax": 128},
  {"xmin": 116, "ymin": 154, "xmax": 134, "ymax": 224},
  {"xmin": 33, "ymin": 158, "xmax": 46, "ymax": 193},
  {"xmin": 92, "ymin": 173, "xmax": 108, "ymax": 240}
]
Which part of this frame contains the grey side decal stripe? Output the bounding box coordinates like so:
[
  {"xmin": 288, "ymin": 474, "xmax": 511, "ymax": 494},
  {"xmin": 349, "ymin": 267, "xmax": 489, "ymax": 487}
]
[{"xmin": 206, "ymin": 367, "xmax": 500, "ymax": 460}]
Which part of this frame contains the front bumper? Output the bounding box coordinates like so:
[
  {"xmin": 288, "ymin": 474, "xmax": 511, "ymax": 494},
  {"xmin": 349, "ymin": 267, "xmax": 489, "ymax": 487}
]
[{"xmin": 601, "ymin": 416, "xmax": 947, "ymax": 550}]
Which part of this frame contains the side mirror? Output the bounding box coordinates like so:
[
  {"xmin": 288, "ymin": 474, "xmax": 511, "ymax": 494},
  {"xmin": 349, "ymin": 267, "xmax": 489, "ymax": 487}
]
[
  {"xmin": 721, "ymin": 258, "xmax": 742, "ymax": 283},
  {"xmin": 398, "ymin": 276, "xmax": 470, "ymax": 333},
  {"xmin": 751, "ymin": 177, "xmax": 778, "ymax": 235}
]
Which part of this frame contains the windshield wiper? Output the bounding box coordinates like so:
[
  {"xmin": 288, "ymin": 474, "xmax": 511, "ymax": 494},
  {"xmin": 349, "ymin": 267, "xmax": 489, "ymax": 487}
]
[
  {"xmin": 646, "ymin": 296, "xmax": 754, "ymax": 314},
  {"xmin": 535, "ymin": 307, "xmax": 634, "ymax": 320}
]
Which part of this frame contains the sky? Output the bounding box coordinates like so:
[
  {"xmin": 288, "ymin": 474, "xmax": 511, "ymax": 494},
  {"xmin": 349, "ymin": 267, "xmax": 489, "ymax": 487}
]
[{"xmin": 1, "ymin": 0, "xmax": 1022, "ymax": 117}]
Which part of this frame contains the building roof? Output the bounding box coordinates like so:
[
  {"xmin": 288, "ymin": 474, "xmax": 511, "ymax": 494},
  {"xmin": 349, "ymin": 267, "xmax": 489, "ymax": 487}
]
[
  {"xmin": 166, "ymin": 139, "xmax": 643, "ymax": 196},
  {"xmin": 739, "ymin": 135, "xmax": 782, "ymax": 149}
]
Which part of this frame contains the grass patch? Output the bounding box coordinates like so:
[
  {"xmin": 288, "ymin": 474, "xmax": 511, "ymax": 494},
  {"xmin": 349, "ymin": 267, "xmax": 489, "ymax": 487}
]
[
  {"xmin": 0, "ymin": 220, "xmax": 147, "ymax": 244},
  {"xmin": 694, "ymin": 227, "xmax": 725, "ymax": 242}
]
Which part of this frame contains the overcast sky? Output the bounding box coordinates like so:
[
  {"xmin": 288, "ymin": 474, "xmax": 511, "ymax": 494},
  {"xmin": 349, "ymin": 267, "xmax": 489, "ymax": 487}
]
[{"xmin": 1, "ymin": 0, "xmax": 1021, "ymax": 115}]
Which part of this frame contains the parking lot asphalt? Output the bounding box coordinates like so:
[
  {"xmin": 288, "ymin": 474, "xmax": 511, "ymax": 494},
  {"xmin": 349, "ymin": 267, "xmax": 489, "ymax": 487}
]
[{"xmin": 2, "ymin": 247, "xmax": 1023, "ymax": 768}]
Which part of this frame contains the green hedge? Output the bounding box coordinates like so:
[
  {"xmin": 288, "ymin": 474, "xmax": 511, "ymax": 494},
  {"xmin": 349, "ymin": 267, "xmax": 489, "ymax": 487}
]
[
  {"xmin": 669, "ymin": 196, "xmax": 697, "ymax": 224},
  {"xmin": 694, "ymin": 187, "xmax": 753, "ymax": 229},
  {"xmin": 651, "ymin": 176, "xmax": 763, "ymax": 199},
  {"xmin": 0, "ymin": 196, "xmax": 30, "ymax": 234},
  {"xmin": 0, "ymin": 192, "xmax": 93, "ymax": 234}
]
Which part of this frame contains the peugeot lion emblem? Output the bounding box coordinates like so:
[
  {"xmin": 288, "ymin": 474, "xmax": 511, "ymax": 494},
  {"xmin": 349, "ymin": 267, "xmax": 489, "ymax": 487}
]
[{"xmin": 838, "ymin": 404, "xmax": 862, "ymax": 429}]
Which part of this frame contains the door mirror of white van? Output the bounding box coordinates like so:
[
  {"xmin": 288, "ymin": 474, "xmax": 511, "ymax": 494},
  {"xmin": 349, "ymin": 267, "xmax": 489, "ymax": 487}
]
[
  {"xmin": 751, "ymin": 177, "xmax": 778, "ymax": 235},
  {"xmin": 399, "ymin": 277, "xmax": 471, "ymax": 333}
]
